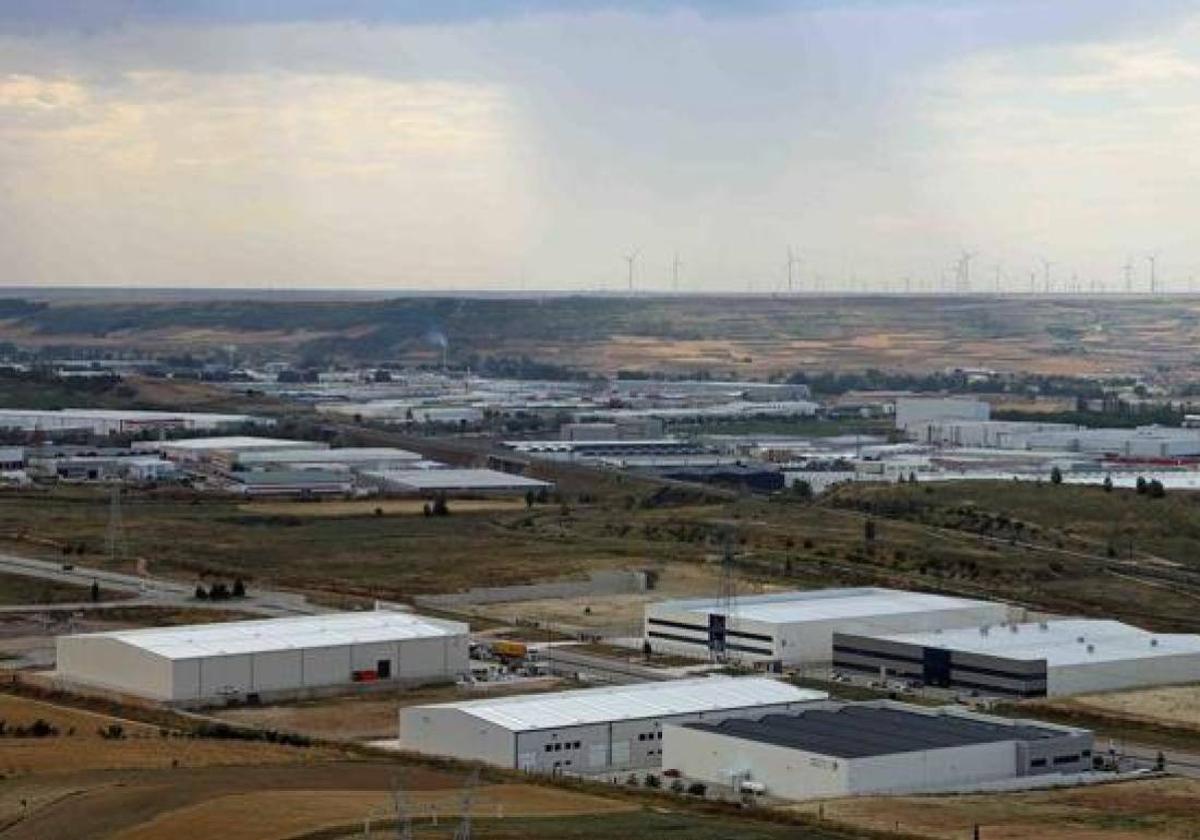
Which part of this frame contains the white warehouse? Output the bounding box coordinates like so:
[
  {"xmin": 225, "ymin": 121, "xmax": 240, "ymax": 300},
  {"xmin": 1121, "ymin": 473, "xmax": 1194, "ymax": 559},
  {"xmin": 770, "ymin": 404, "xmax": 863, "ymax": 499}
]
[
  {"xmin": 56, "ymin": 611, "xmax": 469, "ymax": 705},
  {"xmin": 645, "ymin": 588, "xmax": 1012, "ymax": 666},
  {"xmin": 834, "ymin": 618, "xmax": 1200, "ymax": 697},
  {"xmin": 664, "ymin": 701, "xmax": 1093, "ymax": 801},
  {"xmin": 396, "ymin": 677, "xmax": 826, "ymax": 774}
]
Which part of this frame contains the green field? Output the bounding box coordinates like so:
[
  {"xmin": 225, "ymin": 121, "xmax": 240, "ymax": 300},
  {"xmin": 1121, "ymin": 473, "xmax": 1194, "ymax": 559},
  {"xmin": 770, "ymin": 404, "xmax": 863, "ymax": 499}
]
[{"xmin": 4, "ymin": 474, "xmax": 1200, "ymax": 630}]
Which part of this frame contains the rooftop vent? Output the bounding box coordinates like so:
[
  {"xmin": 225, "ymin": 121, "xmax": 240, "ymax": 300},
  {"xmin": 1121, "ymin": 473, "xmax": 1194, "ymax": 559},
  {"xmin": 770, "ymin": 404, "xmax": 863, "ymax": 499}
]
[
  {"xmin": 1151, "ymin": 638, "xmax": 1159, "ymax": 647},
  {"xmin": 980, "ymin": 625, "xmax": 990, "ymax": 636},
  {"xmin": 1077, "ymin": 636, "xmax": 1086, "ymax": 644},
  {"xmin": 1039, "ymin": 622, "xmax": 1049, "ymax": 631},
  {"xmin": 1010, "ymin": 624, "xmax": 1019, "ymax": 633},
  {"xmin": 1086, "ymin": 644, "xmax": 1095, "ymax": 654}
]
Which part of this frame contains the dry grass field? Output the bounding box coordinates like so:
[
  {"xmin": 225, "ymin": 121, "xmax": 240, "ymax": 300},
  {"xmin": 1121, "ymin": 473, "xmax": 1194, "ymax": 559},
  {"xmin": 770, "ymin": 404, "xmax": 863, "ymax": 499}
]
[
  {"xmin": 811, "ymin": 777, "xmax": 1200, "ymax": 839},
  {"xmin": 112, "ymin": 785, "xmax": 637, "ymax": 840},
  {"xmin": 1037, "ymin": 685, "xmax": 1200, "ymax": 730},
  {"xmin": 239, "ymin": 498, "xmax": 528, "ymax": 518}
]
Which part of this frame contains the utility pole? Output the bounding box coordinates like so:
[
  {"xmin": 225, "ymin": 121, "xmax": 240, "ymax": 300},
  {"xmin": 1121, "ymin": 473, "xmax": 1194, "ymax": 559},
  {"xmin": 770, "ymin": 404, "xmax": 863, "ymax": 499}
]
[
  {"xmin": 671, "ymin": 251, "xmax": 682, "ymax": 293},
  {"xmin": 1147, "ymin": 254, "xmax": 1158, "ymax": 295},
  {"xmin": 623, "ymin": 249, "xmax": 640, "ymax": 294}
]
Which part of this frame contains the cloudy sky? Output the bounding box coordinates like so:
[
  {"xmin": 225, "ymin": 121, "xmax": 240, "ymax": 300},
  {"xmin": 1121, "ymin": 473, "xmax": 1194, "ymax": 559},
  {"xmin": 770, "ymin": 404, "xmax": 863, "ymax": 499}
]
[{"xmin": 0, "ymin": 1, "xmax": 1196, "ymax": 292}]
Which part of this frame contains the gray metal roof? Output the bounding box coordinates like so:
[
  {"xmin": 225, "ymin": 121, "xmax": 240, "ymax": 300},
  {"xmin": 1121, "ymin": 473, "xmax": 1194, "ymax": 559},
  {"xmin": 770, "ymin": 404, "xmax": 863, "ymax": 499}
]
[
  {"xmin": 65, "ymin": 611, "xmax": 467, "ymax": 660},
  {"xmin": 417, "ymin": 677, "xmax": 824, "ymax": 731},
  {"xmin": 866, "ymin": 619, "xmax": 1200, "ymax": 667},
  {"xmin": 654, "ymin": 587, "xmax": 1003, "ymax": 624},
  {"xmin": 683, "ymin": 704, "xmax": 1066, "ymax": 758}
]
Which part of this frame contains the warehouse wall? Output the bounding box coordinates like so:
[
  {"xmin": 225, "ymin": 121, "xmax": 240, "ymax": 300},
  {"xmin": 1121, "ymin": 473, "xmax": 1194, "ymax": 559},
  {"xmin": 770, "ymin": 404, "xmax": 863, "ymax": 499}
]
[
  {"xmin": 1049, "ymin": 652, "xmax": 1200, "ymax": 696},
  {"xmin": 662, "ymin": 723, "xmax": 850, "ymax": 799},
  {"xmin": 56, "ymin": 636, "xmax": 173, "ymax": 700},
  {"xmin": 846, "ymin": 741, "xmax": 1017, "ymax": 795},
  {"xmin": 398, "ymin": 707, "xmax": 515, "ymax": 767}
]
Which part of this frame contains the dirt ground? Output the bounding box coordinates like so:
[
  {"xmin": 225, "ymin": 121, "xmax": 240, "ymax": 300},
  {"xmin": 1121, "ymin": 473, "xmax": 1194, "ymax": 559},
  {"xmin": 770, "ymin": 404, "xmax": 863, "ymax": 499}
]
[
  {"xmin": 239, "ymin": 498, "xmax": 528, "ymax": 518},
  {"xmin": 213, "ymin": 679, "xmax": 563, "ymax": 741},
  {"xmin": 467, "ymin": 562, "xmax": 780, "ymax": 632},
  {"xmin": 1040, "ymin": 685, "xmax": 1200, "ymax": 730},
  {"xmin": 807, "ymin": 777, "xmax": 1200, "ymax": 839},
  {"xmin": 0, "ymin": 694, "xmax": 330, "ymax": 778}
]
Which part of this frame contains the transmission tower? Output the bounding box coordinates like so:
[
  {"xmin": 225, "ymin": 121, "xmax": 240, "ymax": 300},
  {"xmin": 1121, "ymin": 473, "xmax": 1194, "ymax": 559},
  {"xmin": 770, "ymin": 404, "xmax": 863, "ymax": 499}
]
[
  {"xmin": 710, "ymin": 535, "xmax": 738, "ymax": 663},
  {"xmin": 452, "ymin": 769, "xmax": 481, "ymax": 840},
  {"xmin": 392, "ymin": 773, "xmax": 413, "ymax": 840},
  {"xmin": 105, "ymin": 485, "xmax": 127, "ymax": 565}
]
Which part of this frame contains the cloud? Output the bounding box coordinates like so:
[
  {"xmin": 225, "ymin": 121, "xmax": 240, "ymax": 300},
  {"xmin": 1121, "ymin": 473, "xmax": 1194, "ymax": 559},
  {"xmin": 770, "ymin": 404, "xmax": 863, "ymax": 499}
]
[{"xmin": 0, "ymin": 2, "xmax": 1197, "ymax": 290}]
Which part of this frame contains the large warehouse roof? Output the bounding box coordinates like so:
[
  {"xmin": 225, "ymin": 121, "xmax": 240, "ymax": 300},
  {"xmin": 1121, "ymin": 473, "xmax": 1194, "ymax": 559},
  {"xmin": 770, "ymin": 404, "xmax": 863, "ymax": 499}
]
[
  {"xmin": 365, "ymin": 468, "xmax": 552, "ymax": 491},
  {"xmin": 160, "ymin": 436, "xmax": 320, "ymax": 451},
  {"xmin": 417, "ymin": 677, "xmax": 823, "ymax": 731},
  {"xmin": 683, "ymin": 704, "xmax": 1065, "ymax": 758},
  {"xmin": 656, "ymin": 587, "xmax": 1000, "ymax": 624},
  {"xmin": 63, "ymin": 611, "xmax": 465, "ymax": 660},
  {"xmin": 869, "ymin": 619, "xmax": 1200, "ymax": 667},
  {"xmin": 236, "ymin": 447, "xmax": 421, "ymax": 465}
]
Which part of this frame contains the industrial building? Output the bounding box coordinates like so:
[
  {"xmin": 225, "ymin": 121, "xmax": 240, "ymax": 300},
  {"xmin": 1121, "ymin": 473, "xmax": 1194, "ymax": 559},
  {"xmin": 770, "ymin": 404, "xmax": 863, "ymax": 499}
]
[
  {"xmin": 645, "ymin": 588, "xmax": 1012, "ymax": 666},
  {"xmin": 56, "ymin": 610, "xmax": 469, "ymax": 705},
  {"xmin": 0, "ymin": 408, "xmax": 263, "ymax": 437},
  {"xmin": 504, "ymin": 438, "xmax": 711, "ymax": 462},
  {"xmin": 146, "ymin": 436, "xmax": 327, "ymax": 469},
  {"xmin": 396, "ymin": 677, "xmax": 826, "ymax": 773},
  {"xmin": 227, "ymin": 469, "xmax": 354, "ymax": 497},
  {"xmin": 894, "ymin": 397, "xmax": 990, "ymax": 435},
  {"xmin": 663, "ymin": 701, "xmax": 1093, "ymax": 800},
  {"xmin": 363, "ymin": 468, "xmax": 553, "ymax": 496},
  {"xmin": 833, "ymin": 619, "xmax": 1200, "ymax": 697},
  {"xmin": 232, "ymin": 446, "xmax": 422, "ymax": 472}
]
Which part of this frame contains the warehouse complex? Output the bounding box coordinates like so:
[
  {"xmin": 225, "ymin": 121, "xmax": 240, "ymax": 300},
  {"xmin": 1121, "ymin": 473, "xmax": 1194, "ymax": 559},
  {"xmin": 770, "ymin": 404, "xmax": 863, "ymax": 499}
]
[
  {"xmin": 397, "ymin": 677, "xmax": 826, "ymax": 773},
  {"xmin": 56, "ymin": 611, "xmax": 469, "ymax": 705},
  {"xmin": 362, "ymin": 468, "xmax": 553, "ymax": 496},
  {"xmin": 645, "ymin": 588, "xmax": 1012, "ymax": 665},
  {"xmin": 834, "ymin": 619, "xmax": 1200, "ymax": 697},
  {"xmin": 663, "ymin": 701, "xmax": 1093, "ymax": 800}
]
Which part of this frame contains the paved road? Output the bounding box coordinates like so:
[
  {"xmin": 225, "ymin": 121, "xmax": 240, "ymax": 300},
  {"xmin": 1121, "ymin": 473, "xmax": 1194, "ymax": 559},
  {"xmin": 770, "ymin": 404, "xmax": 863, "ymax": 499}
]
[{"xmin": 0, "ymin": 551, "xmax": 324, "ymax": 617}]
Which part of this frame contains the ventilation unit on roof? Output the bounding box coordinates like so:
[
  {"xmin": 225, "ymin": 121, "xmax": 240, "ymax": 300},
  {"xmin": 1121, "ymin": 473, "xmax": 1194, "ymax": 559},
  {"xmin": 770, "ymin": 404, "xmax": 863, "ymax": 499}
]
[
  {"xmin": 1086, "ymin": 644, "xmax": 1095, "ymax": 654},
  {"xmin": 1077, "ymin": 636, "xmax": 1086, "ymax": 644},
  {"xmin": 1038, "ymin": 621, "xmax": 1049, "ymax": 631},
  {"xmin": 1010, "ymin": 624, "xmax": 1019, "ymax": 633},
  {"xmin": 1151, "ymin": 638, "xmax": 1159, "ymax": 647},
  {"xmin": 980, "ymin": 625, "xmax": 990, "ymax": 636}
]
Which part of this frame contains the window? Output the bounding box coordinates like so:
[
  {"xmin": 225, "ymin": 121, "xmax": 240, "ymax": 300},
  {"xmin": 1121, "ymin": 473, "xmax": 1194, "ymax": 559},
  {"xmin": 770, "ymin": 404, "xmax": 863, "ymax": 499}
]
[
  {"xmin": 554, "ymin": 742, "xmax": 562, "ymax": 751},
  {"xmin": 1030, "ymin": 758, "xmax": 1047, "ymax": 768},
  {"xmin": 1081, "ymin": 750, "xmax": 1091, "ymax": 758},
  {"xmin": 638, "ymin": 734, "xmax": 645, "ymax": 741},
  {"xmin": 376, "ymin": 659, "xmax": 392, "ymax": 679},
  {"xmin": 1052, "ymin": 755, "xmax": 1079, "ymax": 765},
  {"xmin": 545, "ymin": 745, "xmax": 553, "ymax": 753},
  {"xmin": 657, "ymin": 732, "xmax": 663, "ymax": 740}
]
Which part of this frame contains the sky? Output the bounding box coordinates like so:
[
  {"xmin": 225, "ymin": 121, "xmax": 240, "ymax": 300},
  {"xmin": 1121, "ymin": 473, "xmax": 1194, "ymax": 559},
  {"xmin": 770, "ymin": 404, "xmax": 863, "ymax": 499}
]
[{"xmin": 0, "ymin": 1, "xmax": 1197, "ymax": 293}]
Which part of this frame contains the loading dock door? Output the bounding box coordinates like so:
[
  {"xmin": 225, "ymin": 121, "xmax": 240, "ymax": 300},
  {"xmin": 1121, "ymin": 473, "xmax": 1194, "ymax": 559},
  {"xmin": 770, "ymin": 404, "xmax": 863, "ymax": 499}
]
[
  {"xmin": 923, "ymin": 647, "xmax": 952, "ymax": 687},
  {"xmin": 708, "ymin": 613, "xmax": 726, "ymax": 656}
]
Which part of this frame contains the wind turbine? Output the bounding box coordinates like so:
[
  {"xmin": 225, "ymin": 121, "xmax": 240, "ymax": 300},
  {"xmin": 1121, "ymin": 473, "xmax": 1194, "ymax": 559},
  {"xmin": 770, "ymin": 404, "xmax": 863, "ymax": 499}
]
[
  {"xmin": 671, "ymin": 251, "xmax": 683, "ymax": 293},
  {"xmin": 958, "ymin": 251, "xmax": 975, "ymax": 293},
  {"xmin": 1146, "ymin": 253, "xmax": 1158, "ymax": 295},
  {"xmin": 786, "ymin": 247, "xmax": 801, "ymax": 294},
  {"xmin": 1123, "ymin": 257, "xmax": 1134, "ymax": 294},
  {"xmin": 623, "ymin": 248, "xmax": 640, "ymax": 294},
  {"xmin": 1039, "ymin": 257, "xmax": 1053, "ymax": 295}
]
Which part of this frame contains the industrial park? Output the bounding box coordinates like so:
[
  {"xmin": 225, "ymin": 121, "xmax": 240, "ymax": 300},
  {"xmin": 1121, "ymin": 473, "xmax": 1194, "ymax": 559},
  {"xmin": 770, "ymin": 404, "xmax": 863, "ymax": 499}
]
[{"xmin": 4, "ymin": 1, "xmax": 1200, "ymax": 838}]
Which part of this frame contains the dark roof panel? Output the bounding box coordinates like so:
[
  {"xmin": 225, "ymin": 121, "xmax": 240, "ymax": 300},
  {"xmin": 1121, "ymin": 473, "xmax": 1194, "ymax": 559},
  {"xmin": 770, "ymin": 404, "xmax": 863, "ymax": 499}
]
[{"xmin": 682, "ymin": 705, "xmax": 1065, "ymax": 758}]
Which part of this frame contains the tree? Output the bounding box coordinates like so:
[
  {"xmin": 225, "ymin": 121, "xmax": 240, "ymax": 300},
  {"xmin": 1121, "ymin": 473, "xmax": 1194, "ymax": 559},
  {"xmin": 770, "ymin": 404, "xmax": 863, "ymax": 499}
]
[
  {"xmin": 1136, "ymin": 476, "xmax": 1148, "ymax": 494},
  {"xmin": 432, "ymin": 494, "xmax": 450, "ymax": 516},
  {"xmin": 194, "ymin": 584, "xmax": 209, "ymax": 600},
  {"xmin": 90, "ymin": 580, "xmax": 100, "ymax": 603},
  {"xmin": 1103, "ymin": 474, "xmax": 1113, "ymax": 493},
  {"xmin": 642, "ymin": 640, "xmax": 652, "ymax": 661},
  {"xmin": 864, "ymin": 519, "xmax": 876, "ymax": 543},
  {"xmin": 232, "ymin": 578, "xmax": 246, "ymax": 598},
  {"xmin": 1050, "ymin": 466, "xmax": 1063, "ymax": 485},
  {"xmin": 525, "ymin": 490, "xmax": 536, "ymax": 509},
  {"xmin": 1148, "ymin": 479, "xmax": 1166, "ymax": 499},
  {"xmin": 422, "ymin": 502, "xmax": 432, "ymax": 517},
  {"xmin": 209, "ymin": 582, "xmax": 230, "ymax": 600},
  {"xmin": 644, "ymin": 774, "xmax": 661, "ymax": 789},
  {"xmin": 792, "ymin": 479, "xmax": 813, "ymax": 500}
]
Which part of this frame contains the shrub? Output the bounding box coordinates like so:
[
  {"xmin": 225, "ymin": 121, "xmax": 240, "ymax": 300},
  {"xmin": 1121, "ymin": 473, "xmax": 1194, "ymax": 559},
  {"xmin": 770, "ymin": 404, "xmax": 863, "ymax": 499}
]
[
  {"xmin": 669, "ymin": 779, "xmax": 685, "ymax": 794},
  {"xmin": 98, "ymin": 724, "xmax": 125, "ymax": 740},
  {"xmin": 687, "ymin": 782, "xmax": 708, "ymax": 797},
  {"xmin": 644, "ymin": 774, "xmax": 661, "ymax": 789}
]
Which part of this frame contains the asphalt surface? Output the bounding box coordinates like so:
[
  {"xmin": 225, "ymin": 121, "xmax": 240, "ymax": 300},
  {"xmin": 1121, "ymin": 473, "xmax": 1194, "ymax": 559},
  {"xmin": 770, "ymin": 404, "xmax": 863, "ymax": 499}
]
[{"xmin": 0, "ymin": 551, "xmax": 325, "ymax": 617}]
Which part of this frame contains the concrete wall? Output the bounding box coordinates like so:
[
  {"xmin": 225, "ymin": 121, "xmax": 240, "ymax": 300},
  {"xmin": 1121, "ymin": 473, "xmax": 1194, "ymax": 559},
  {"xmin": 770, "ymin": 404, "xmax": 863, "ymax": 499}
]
[
  {"xmin": 56, "ymin": 636, "xmax": 173, "ymax": 700},
  {"xmin": 846, "ymin": 741, "xmax": 1017, "ymax": 795},
  {"xmin": 398, "ymin": 706, "xmax": 516, "ymax": 768},
  {"xmin": 1049, "ymin": 652, "xmax": 1200, "ymax": 696}
]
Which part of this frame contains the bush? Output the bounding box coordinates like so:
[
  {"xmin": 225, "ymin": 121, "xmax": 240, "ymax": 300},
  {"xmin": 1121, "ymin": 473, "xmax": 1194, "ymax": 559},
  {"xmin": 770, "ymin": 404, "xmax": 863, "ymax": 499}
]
[
  {"xmin": 232, "ymin": 578, "xmax": 246, "ymax": 598},
  {"xmin": 194, "ymin": 585, "xmax": 208, "ymax": 600},
  {"xmin": 669, "ymin": 778, "xmax": 685, "ymax": 794},
  {"xmin": 643, "ymin": 774, "xmax": 661, "ymax": 789},
  {"xmin": 98, "ymin": 723, "xmax": 125, "ymax": 740},
  {"xmin": 687, "ymin": 782, "xmax": 708, "ymax": 797}
]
